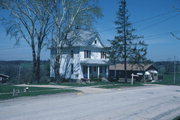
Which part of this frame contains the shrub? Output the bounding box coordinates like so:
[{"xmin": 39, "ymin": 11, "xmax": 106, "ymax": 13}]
[{"xmin": 108, "ymin": 76, "xmax": 118, "ymax": 82}]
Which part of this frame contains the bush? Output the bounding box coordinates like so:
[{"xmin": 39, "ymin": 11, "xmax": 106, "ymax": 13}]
[
  {"xmin": 91, "ymin": 78, "xmax": 101, "ymax": 82},
  {"xmin": 40, "ymin": 76, "xmax": 51, "ymax": 84},
  {"xmin": 108, "ymin": 76, "xmax": 119, "ymax": 82}
]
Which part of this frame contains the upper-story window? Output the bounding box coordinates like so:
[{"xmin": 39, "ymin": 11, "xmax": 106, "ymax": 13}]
[
  {"xmin": 84, "ymin": 50, "xmax": 91, "ymax": 58},
  {"xmin": 71, "ymin": 64, "xmax": 74, "ymax": 74},
  {"xmin": 101, "ymin": 51, "xmax": 106, "ymax": 59},
  {"xmin": 94, "ymin": 40, "xmax": 97, "ymax": 44},
  {"xmin": 71, "ymin": 50, "xmax": 74, "ymax": 58}
]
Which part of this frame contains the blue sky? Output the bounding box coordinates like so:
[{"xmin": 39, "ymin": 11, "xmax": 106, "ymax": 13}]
[{"xmin": 0, "ymin": 0, "xmax": 180, "ymax": 61}]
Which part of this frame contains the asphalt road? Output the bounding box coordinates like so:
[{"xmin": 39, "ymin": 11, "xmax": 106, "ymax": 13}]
[{"xmin": 0, "ymin": 85, "xmax": 180, "ymax": 120}]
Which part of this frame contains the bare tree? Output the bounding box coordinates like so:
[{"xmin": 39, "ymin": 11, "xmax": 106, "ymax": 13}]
[
  {"xmin": 1, "ymin": 0, "xmax": 53, "ymax": 83},
  {"xmin": 49, "ymin": 0, "xmax": 102, "ymax": 81}
]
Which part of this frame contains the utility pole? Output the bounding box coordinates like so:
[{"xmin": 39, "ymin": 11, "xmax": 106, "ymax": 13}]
[{"xmin": 174, "ymin": 56, "xmax": 176, "ymax": 84}]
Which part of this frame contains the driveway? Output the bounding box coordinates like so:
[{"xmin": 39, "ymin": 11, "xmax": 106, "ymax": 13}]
[
  {"xmin": 0, "ymin": 85, "xmax": 180, "ymax": 120},
  {"xmin": 15, "ymin": 84, "xmax": 114, "ymax": 94}
]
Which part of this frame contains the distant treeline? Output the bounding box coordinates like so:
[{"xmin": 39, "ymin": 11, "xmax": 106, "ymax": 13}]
[
  {"xmin": 0, "ymin": 60, "xmax": 180, "ymax": 84},
  {"xmin": 155, "ymin": 61, "xmax": 180, "ymax": 74},
  {"xmin": 0, "ymin": 60, "xmax": 50, "ymax": 84}
]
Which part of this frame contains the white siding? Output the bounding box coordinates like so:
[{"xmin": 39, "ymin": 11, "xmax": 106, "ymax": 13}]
[
  {"xmin": 59, "ymin": 47, "xmax": 82, "ymax": 80},
  {"xmin": 79, "ymin": 47, "xmax": 106, "ymax": 60},
  {"xmin": 50, "ymin": 39, "xmax": 109, "ymax": 81},
  {"xmin": 91, "ymin": 38, "xmax": 103, "ymax": 48}
]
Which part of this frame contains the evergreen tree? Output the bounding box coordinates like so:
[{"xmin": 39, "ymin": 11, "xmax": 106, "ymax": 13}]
[{"xmin": 109, "ymin": 0, "xmax": 148, "ymax": 82}]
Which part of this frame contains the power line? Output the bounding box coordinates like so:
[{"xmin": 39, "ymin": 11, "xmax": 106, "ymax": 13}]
[
  {"xmin": 143, "ymin": 30, "xmax": 180, "ymax": 40},
  {"xmin": 0, "ymin": 13, "xmax": 179, "ymax": 50},
  {"xmin": 99, "ymin": 14, "xmax": 180, "ymax": 41},
  {"xmin": 98, "ymin": 11, "xmax": 176, "ymax": 33},
  {"xmin": 137, "ymin": 14, "xmax": 179, "ymax": 32},
  {"xmin": 0, "ymin": 30, "xmax": 179, "ymax": 51},
  {"xmin": 133, "ymin": 11, "xmax": 175, "ymax": 24}
]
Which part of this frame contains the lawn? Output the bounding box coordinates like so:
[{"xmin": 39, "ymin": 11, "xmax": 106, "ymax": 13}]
[
  {"xmin": 97, "ymin": 83, "xmax": 144, "ymax": 89},
  {"xmin": 58, "ymin": 81, "xmax": 118, "ymax": 87},
  {"xmin": 153, "ymin": 73, "xmax": 180, "ymax": 85},
  {"xmin": 0, "ymin": 85, "xmax": 78, "ymax": 100},
  {"xmin": 58, "ymin": 81, "xmax": 143, "ymax": 89},
  {"xmin": 28, "ymin": 80, "xmax": 144, "ymax": 89}
]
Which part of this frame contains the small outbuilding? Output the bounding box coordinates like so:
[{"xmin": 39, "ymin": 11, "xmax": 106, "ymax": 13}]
[
  {"xmin": 109, "ymin": 64, "xmax": 158, "ymax": 82},
  {"xmin": 0, "ymin": 74, "xmax": 9, "ymax": 83}
]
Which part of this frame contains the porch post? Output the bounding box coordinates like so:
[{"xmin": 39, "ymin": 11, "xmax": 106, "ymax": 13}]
[
  {"xmin": 106, "ymin": 66, "xmax": 109, "ymax": 78},
  {"xmin": 97, "ymin": 66, "xmax": 100, "ymax": 78},
  {"xmin": 87, "ymin": 66, "xmax": 90, "ymax": 79}
]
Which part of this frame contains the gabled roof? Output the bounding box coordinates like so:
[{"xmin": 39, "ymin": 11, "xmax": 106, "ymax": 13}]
[
  {"xmin": 66, "ymin": 30, "xmax": 105, "ymax": 48},
  {"xmin": 0, "ymin": 74, "xmax": 9, "ymax": 78},
  {"xmin": 109, "ymin": 64, "xmax": 157, "ymax": 71}
]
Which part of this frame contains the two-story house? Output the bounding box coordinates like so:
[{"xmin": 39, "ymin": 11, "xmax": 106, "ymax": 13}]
[{"xmin": 50, "ymin": 30, "xmax": 109, "ymax": 81}]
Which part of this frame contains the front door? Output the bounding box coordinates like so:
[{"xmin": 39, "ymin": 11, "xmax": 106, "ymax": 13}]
[{"xmin": 92, "ymin": 66, "xmax": 98, "ymax": 78}]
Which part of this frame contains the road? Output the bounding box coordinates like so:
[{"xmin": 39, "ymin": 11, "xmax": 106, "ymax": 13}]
[{"xmin": 0, "ymin": 85, "xmax": 180, "ymax": 120}]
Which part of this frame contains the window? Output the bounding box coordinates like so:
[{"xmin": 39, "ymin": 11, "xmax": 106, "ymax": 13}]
[
  {"xmin": 84, "ymin": 50, "xmax": 91, "ymax": 58},
  {"xmin": 94, "ymin": 40, "xmax": 97, "ymax": 44},
  {"xmin": 71, "ymin": 64, "xmax": 74, "ymax": 74},
  {"xmin": 90, "ymin": 67, "xmax": 92, "ymax": 74},
  {"xmin": 71, "ymin": 50, "xmax": 74, "ymax": 58},
  {"xmin": 101, "ymin": 51, "xmax": 106, "ymax": 59},
  {"xmin": 83, "ymin": 66, "xmax": 87, "ymax": 74},
  {"xmin": 100, "ymin": 66, "xmax": 102, "ymax": 73},
  {"xmin": 94, "ymin": 66, "xmax": 96, "ymax": 72}
]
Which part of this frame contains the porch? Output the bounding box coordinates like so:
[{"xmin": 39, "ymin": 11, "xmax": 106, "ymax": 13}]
[{"xmin": 82, "ymin": 65, "xmax": 108, "ymax": 79}]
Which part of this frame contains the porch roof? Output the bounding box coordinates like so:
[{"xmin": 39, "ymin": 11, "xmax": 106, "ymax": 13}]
[
  {"xmin": 0, "ymin": 74, "xmax": 9, "ymax": 78},
  {"xmin": 80, "ymin": 59, "xmax": 109, "ymax": 65}
]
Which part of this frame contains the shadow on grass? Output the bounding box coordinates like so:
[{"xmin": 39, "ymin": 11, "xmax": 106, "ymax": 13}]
[
  {"xmin": 97, "ymin": 83, "xmax": 144, "ymax": 89},
  {"xmin": 0, "ymin": 85, "xmax": 78, "ymax": 100},
  {"xmin": 57, "ymin": 82, "xmax": 119, "ymax": 87}
]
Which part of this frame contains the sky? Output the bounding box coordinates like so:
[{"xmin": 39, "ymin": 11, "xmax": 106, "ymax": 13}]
[{"xmin": 0, "ymin": 0, "xmax": 180, "ymax": 61}]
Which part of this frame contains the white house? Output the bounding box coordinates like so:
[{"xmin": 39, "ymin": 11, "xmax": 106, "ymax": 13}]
[{"xmin": 50, "ymin": 30, "xmax": 109, "ymax": 81}]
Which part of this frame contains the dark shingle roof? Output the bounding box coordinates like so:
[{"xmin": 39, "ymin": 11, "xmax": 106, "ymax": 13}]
[
  {"xmin": 66, "ymin": 30, "xmax": 104, "ymax": 47},
  {"xmin": 0, "ymin": 74, "xmax": 9, "ymax": 78},
  {"xmin": 109, "ymin": 64, "xmax": 154, "ymax": 71}
]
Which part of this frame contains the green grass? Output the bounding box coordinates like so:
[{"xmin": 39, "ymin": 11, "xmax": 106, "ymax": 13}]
[
  {"xmin": 32, "ymin": 81, "xmax": 144, "ymax": 88},
  {"xmin": 98, "ymin": 83, "xmax": 144, "ymax": 89},
  {"xmin": 58, "ymin": 81, "xmax": 120, "ymax": 87},
  {"xmin": 0, "ymin": 85, "xmax": 78, "ymax": 100},
  {"xmin": 152, "ymin": 73, "xmax": 180, "ymax": 85}
]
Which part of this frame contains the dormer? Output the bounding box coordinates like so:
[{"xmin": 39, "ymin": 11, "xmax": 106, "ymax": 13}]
[{"xmin": 90, "ymin": 36, "xmax": 105, "ymax": 48}]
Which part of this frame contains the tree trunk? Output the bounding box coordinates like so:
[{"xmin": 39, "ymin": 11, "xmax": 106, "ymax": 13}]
[
  {"xmin": 31, "ymin": 42, "xmax": 41, "ymax": 83},
  {"xmin": 36, "ymin": 39, "xmax": 42, "ymax": 83},
  {"xmin": 32, "ymin": 48, "xmax": 37, "ymax": 83},
  {"xmin": 54, "ymin": 46, "xmax": 62, "ymax": 82},
  {"xmin": 36, "ymin": 55, "xmax": 41, "ymax": 83},
  {"xmin": 54, "ymin": 54, "xmax": 60, "ymax": 82}
]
